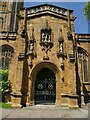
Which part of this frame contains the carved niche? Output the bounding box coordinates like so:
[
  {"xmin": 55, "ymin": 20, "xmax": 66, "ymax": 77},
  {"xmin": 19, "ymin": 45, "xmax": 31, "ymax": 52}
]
[
  {"xmin": 40, "ymin": 20, "xmax": 53, "ymax": 60},
  {"xmin": 27, "ymin": 28, "xmax": 37, "ymax": 67},
  {"xmin": 57, "ymin": 29, "xmax": 66, "ymax": 69}
]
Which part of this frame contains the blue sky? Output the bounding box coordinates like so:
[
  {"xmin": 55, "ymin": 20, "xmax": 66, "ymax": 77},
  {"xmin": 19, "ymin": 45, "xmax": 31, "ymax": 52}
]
[{"xmin": 24, "ymin": 2, "xmax": 89, "ymax": 34}]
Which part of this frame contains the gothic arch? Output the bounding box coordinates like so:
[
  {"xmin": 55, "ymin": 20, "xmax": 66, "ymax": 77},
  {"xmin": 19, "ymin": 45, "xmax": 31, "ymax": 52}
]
[
  {"xmin": 1, "ymin": 44, "xmax": 14, "ymax": 52},
  {"xmin": 77, "ymin": 47, "xmax": 89, "ymax": 57},
  {"xmin": 30, "ymin": 62, "xmax": 61, "ymax": 105},
  {"xmin": 30, "ymin": 62, "xmax": 60, "ymax": 79}
]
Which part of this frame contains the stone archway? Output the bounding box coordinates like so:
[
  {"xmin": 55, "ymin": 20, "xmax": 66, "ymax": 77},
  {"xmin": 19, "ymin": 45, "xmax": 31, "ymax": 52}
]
[{"xmin": 30, "ymin": 62, "xmax": 61, "ymax": 106}]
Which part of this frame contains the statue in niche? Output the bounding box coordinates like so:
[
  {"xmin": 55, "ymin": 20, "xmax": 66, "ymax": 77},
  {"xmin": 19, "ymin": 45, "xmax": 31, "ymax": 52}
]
[
  {"xmin": 58, "ymin": 29, "xmax": 64, "ymax": 54},
  {"xmin": 28, "ymin": 41, "xmax": 34, "ymax": 54},
  {"xmin": 40, "ymin": 20, "xmax": 53, "ymax": 60},
  {"xmin": 59, "ymin": 42, "xmax": 63, "ymax": 53},
  {"xmin": 42, "ymin": 33, "xmax": 45, "ymax": 41},
  {"xmin": 28, "ymin": 28, "xmax": 35, "ymax": 55},
  {"xmin": 42, "ymin": 32, "xmax": 51, "ymax": 43}
]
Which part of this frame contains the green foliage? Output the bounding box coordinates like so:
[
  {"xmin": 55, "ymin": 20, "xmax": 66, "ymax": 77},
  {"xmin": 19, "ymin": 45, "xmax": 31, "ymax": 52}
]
[
  {"xmin": 84, "ymin": 1, "xmax": 90, "ymax": 20},
  {"xmin": 0, "ymin": 69, "xmax": 10, "ymax": 94},
  {"xmin": 0, "ymin": 102, "xmax": 11, "ymax": 108}
]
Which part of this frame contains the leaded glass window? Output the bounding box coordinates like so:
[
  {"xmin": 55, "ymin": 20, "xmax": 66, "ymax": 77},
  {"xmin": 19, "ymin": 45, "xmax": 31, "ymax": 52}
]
[
  {"xmin": 78, "ymin": 48, "xmax": 88, "ymax": 82},
  {"xmin": 0, "ymin": 45, "xmax": 14, "ymax": 69},
  {"xmin": 83, "ymin": 58, "xmax": 88, "ymax": 82}
]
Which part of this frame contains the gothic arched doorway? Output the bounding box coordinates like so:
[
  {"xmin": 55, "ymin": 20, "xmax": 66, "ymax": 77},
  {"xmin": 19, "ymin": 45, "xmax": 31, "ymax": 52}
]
[{"xmin": 35, "ymin": 68, "xmax": 56, "ymax": 105}]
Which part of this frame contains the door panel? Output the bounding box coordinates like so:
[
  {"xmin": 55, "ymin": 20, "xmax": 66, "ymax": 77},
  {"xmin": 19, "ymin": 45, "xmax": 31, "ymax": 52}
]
[{"xmin": 35, "ymin": 68, "xmax": 56, "ymax": 105}]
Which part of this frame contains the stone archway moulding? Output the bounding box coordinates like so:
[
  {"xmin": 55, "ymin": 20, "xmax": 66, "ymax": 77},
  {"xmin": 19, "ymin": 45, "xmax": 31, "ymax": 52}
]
[{"xmin": 29, "ymin": 61, "xmax": 61, "ymax": 106}]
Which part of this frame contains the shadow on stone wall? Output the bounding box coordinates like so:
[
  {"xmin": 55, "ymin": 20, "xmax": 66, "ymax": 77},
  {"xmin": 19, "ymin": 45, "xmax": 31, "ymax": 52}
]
[
  {"xmin": 21, "ymin": 58, "xmax": 29, "ymax": 107},
  {"xmin": 83, "ymin": 84, "xmax": 89, "ymax": 104},
  {"xmin": 75, "ymin": 62, "xmax": 81, "ymax": 107}
]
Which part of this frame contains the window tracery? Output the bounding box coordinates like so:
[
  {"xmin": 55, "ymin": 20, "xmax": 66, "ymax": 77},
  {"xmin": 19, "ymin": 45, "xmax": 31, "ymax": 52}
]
[
  {"xmin": 78, "ymin": 48, "xmax": 88, "ymax": 82},
  {"xmin": 0, "ymin": 45, "xmax": 14, "ymax": 69}
]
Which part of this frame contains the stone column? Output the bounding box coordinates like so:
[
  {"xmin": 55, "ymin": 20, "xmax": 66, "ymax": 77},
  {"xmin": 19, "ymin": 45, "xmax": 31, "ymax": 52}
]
[
  {"xmin": 67, "ymin": 34, "xmax": 78, "ymax": 107},
  {"xmin": 56, "ymin": 71, "xmax": 62, "ymax": 106},
  {"xmin": 60, "ymin": 59, "xmax": 69, "ymax": 107},
  {"xmin": 10, "ymin": 58, "xmax": 24, "ymax": 107},
  {"xmin": 28, "ymin": 66, "xmax": 34, "ymax": 106}
]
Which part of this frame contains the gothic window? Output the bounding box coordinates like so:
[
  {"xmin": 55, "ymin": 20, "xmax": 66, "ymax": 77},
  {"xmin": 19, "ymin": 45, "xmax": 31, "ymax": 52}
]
[
  {"xmin": 83, "ymin": 57, "xmax": 88, "ymax": 82},
  {"xmin": 1, "ymin": 2, "xmax": 8, "ymax": 11},
  {"xmin": 5, "ymin": 57, "xmax": 10, "ymax": 69},
  {"xmin": 0, "ymin": 45, "xmax": 14, "ymax": 69},
  {"xmin": 78, "ymin": 48, "xmax": 88, "ymax": 82}
]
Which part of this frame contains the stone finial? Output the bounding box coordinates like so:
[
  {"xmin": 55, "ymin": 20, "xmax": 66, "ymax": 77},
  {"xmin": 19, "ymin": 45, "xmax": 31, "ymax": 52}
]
[
  {"xmin": 67, "ymin": 9, "xmax": 71, "ymax": 31},
  {"xmin": 43, "ymin": 20, "xmax": 51, "ymax": 30}
]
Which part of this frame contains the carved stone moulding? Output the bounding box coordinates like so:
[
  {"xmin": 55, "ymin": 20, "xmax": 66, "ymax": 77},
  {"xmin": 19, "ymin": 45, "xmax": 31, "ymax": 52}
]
[
  {"xmin": 27, "ymin": 4, "xmax": 67, "ymax": 16},
  {"xmin": 18, "ymin": 53, "xmax": 25, "ymax": 60},
  {"xmin": 43, "ymin": 54, "xmax": 49, "ymax": 60},
  {"xmin": 69, "ymin": 53, "xmax": 75, "ymax": 63},
  {"xmin": 10, "ymin": 92, "xmax": 22, "ymax": 97}
]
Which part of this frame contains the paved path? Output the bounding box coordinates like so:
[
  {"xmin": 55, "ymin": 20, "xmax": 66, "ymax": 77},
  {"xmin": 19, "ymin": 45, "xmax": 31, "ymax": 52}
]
[{"xmin": 0, "ymin": 105, "xmax": 88, "ymax": 119}]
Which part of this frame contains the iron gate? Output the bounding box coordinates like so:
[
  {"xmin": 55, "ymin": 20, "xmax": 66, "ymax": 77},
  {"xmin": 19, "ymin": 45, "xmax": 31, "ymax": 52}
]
[{"xmin": 35, "ymin": 77, "xmax": 56, "ymax": 105}]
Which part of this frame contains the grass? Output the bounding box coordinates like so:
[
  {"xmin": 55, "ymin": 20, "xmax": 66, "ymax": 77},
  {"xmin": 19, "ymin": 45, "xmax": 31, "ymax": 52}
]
[{"xmin": 0, "ymin": 102, "xmax": 11, "ymax": 108}]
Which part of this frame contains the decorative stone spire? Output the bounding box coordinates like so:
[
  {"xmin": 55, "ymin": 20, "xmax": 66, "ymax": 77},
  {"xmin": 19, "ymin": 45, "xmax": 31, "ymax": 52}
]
[
  {"xmin": 67, "ymin": 9, "xmax": 71, "ymax": 31},
  {"xmin": 21, "ymin": 9, "xmax": 27, "ymax": 38},
  {"xmin": 43, "ymin": 20, "xmax": 51, "ymax": 30}
]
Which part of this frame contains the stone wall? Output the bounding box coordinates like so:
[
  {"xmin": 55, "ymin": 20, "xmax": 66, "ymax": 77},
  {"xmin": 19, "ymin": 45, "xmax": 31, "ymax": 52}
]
[{"xmin": 0, "ymin": 4, "xmax": 90, "ymax": 108}]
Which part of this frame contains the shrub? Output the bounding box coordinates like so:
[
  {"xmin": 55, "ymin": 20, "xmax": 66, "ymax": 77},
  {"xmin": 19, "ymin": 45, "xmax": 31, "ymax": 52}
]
[{"xmin": 0, "ymin": 69, "xmax": 11, "ymax": 102}]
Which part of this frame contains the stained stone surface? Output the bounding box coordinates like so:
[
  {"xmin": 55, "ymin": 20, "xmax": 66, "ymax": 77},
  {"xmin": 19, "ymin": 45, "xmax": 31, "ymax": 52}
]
[{"xmin": 1, "ymin": 105, "xmax": 88, "ymax": 119}]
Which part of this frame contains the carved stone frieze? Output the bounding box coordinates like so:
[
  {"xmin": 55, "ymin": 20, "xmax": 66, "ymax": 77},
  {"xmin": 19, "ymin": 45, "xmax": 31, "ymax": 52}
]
[{"xmin": 27, "ymin": 4, "xmax": 68, "ymax": 17}]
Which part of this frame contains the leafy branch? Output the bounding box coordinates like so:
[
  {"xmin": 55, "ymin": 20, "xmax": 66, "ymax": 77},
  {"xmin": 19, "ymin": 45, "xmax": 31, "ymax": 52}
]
[{"xmin": 84, "ymin": 1, "xmax": 90, "ymax": 20}]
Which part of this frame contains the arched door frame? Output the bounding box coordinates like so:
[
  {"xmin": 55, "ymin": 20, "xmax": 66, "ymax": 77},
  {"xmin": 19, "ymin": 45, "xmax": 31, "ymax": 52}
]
[{"xmin": 30, "ymin": 62, "xmax": 61, "ymax": 106}]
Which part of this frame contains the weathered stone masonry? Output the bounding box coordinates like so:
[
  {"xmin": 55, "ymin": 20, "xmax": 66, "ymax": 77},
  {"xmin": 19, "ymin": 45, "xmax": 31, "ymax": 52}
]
[{"xmin": 0, "ymin": 3, "xmax": 90, "ymax": 108}]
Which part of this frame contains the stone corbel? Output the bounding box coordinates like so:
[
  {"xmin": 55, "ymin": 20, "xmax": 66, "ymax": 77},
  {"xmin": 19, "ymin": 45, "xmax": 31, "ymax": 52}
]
[
  {"xmin": 10, "ymin": 92, "xmax": 22, "ymax": 97},
  {"xmin": 18, "ymin": 53, "xmax": 25, "ymax": 60}
]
